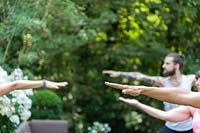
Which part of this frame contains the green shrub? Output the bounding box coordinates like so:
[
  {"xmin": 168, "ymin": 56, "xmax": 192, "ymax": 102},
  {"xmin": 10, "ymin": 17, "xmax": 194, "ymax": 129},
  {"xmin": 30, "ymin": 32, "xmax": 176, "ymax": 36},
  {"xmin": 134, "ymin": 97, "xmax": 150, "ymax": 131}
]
[{"xmin": 30, "ymin": 89, "xmax": 62, "ymax": 119}]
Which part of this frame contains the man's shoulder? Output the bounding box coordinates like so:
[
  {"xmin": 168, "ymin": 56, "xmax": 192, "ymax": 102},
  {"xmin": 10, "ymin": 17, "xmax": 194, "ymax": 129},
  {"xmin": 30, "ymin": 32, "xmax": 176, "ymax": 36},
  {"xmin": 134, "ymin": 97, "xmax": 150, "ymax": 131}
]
[
  {"xmin": 183, "ymin": 74, "xmax": 195, "ymax": 78},
  {"xmin": 183, "ymin": 74, "xmax": 196, "ymax": 82}
]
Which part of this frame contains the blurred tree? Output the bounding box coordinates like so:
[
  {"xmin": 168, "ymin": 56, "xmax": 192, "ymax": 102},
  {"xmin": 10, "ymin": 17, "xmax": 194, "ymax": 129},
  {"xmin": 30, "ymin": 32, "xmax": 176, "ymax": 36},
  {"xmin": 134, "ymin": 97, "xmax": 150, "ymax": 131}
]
[{"xmin": 0, "ymin": 0, "xmax": 200, "ymax": 132}]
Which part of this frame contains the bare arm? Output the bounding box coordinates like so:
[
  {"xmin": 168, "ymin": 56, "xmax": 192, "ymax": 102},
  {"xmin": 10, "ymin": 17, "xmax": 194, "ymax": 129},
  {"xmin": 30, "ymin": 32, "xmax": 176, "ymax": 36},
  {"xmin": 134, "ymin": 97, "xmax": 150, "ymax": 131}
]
[
  {"xmin": 103, "ymin": 70, "xmax": 164, "ymax": 86},
  {"xmin": 105, "ymin": 82, "xmax": 200, "ymax": 108},
  {"xmin": 0, "ymin": 80, "xmax": 68, "ymax": 96},
  {"xmin": 118, "ymin": 97, "xmax": 191, "ymax": 122},
  {"xmin": 139, "ymin": 86, "xmax": 200, "ymax": 108}
]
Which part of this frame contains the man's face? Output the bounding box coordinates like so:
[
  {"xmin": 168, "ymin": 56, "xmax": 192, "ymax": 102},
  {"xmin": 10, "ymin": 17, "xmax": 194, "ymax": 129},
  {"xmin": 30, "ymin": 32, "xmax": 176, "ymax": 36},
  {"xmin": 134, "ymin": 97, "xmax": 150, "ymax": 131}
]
[{"xmin": 162, "ymin": 57, "xmax": 176, "ymax": 77}]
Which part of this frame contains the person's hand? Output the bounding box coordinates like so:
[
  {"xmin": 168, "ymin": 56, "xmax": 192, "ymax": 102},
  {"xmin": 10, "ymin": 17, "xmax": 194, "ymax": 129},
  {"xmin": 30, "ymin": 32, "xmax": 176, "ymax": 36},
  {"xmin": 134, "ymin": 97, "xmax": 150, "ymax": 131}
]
[
  {"xmin": 102, "ymin": 70, "xmax": 120, "ymax": 77},
  {"xmin": 118, "ymin": 97, "xmax": 140, "ymax": 106},
  {"xmin": 45, "ymin": 81, "xmax": 68, "ymax": 89},
  {"xmin": 105, "ymin": 82, "xmax": 142, "ymax": 96}
]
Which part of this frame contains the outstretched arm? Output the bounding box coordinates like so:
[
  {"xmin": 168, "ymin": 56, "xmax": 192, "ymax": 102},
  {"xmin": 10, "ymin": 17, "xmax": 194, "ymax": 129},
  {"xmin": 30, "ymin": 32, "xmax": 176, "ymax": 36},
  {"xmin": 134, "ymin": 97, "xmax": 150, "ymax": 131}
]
[
  {"xmin": 0, "ymin": 80, "xmax": 68, "ymax": 96},
  {"xmin": 102, "ymin": 70, "xmax": 164, "ymax": 86},
  {"xmin": 118, "ymin": 97, "xmax": 191, "ymax": 122},
  {"xmin": 105, "ymin": 82, "xmax": 200, "ymax": 108}
]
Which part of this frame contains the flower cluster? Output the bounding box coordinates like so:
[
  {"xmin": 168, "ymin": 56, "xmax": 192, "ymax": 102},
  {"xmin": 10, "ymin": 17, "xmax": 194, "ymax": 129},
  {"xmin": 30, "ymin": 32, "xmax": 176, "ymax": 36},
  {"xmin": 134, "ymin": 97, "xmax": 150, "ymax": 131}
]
[
  {"xmin": 0, "ymin": 67, "xmax": 33, "ymax": 132},
  {"xmin": 87, "ymin": 121, "xmax": 111, "ymax": 133}
]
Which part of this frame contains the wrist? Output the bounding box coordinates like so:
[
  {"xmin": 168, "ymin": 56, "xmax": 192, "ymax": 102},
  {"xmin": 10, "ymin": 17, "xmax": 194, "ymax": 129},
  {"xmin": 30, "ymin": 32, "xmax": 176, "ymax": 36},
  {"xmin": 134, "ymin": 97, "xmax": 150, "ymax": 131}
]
[
  {"xmin": 42, "ymin": 80, "xmax": 46, "ymax": 87},
  {"xmin": 135, "ymin": 102, "xmax": 142, "ymax": 108},
  {"xmin": 138, "ymin": 86, "xmax": 146, "ymax": 94},
  {"xmin": 118, "ymin": 71, "xmax": 121, "ymax": 76},
  {"xmin": 139, "ymin": 86, "xmax": 153, "ymax": 95}
]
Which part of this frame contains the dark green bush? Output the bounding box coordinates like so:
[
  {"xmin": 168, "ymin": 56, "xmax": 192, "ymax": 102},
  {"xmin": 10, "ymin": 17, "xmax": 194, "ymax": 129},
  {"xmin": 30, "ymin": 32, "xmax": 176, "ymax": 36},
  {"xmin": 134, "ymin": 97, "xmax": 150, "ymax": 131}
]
[{"xmin": 30, "ymin": 89, "xmax": 62, "ymax": 119}]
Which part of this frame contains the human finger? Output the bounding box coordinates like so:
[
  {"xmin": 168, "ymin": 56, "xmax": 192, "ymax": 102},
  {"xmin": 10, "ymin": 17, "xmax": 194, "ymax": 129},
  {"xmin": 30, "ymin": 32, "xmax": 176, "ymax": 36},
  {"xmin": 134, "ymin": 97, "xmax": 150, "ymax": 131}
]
[
  {"xmin": 102, "ymin": 70, "xmax": 112, "ymax": 74},
  {"xmin": 105, "ymin": 82, "xmax": 129, "ymax": 90},
  {"xmin": 122, "ymin": 88, "xmax": 141, "ymax": 96}
]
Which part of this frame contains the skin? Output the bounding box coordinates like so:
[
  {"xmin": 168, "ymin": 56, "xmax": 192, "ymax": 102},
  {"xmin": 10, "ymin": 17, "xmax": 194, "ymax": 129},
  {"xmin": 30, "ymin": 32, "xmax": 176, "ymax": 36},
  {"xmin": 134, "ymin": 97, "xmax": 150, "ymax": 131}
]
[
  {"xmin": 104, "ymin": 77, "xmax": 200, "ymax": 133},
  {"xmin": 104, "ymin": 54, "xmax": 197, "ymax": 131},
  {"xmin": 113, "ymin": 77, "xmax": 200, "ymax": 125},
  {"xmin": 0, "ymin": 80, "xmax": 68, "ymax": 96},
  {"xmin": 103, "ymin": 56, "xmax": 195, "ymax": 87},
  {"xmin": 105, "ymin": 79, "xmax": 200, "ymax": 108},
  {"xmin": 118, "ymin": 97, "xmax": 194, "ymax": 122}
]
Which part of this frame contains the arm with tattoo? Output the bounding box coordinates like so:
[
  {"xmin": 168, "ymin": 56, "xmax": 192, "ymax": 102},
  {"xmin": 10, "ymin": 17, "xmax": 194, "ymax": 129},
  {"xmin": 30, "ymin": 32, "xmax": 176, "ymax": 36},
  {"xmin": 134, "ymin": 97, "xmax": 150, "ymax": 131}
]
[{"xmin": 120, "ymin": 72, "xmax": 163, "ymax": 86}]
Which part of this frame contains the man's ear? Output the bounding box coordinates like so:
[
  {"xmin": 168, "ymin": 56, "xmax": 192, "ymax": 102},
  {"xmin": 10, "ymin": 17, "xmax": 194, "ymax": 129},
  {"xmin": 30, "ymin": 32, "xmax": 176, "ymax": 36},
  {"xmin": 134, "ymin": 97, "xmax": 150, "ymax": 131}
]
[{"xmin": 175, "ymin": 63, "xmax": 180, "ymax": 70}]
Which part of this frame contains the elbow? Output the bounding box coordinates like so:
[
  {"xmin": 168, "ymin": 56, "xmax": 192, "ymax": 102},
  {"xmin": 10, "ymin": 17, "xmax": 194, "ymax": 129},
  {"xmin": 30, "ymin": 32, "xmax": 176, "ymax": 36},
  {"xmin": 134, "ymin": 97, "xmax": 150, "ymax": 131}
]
[
  {"xmin": 189, "ymin": 101, "xmax": 200, "ymax": 108},
  {"xmin": 164, "ymin": 117, "xmax": 177, "ymax": 122},
  {"xmin": 162, "ymin": 114, "xmax": 178, "ymax": 122},
  {"xmin": 162, "ymin": 115, "xmax": 170, "ymax": 122},
  {"xmin": 189, "ymin": 93, "xmax": 200, "ymax": 108}
]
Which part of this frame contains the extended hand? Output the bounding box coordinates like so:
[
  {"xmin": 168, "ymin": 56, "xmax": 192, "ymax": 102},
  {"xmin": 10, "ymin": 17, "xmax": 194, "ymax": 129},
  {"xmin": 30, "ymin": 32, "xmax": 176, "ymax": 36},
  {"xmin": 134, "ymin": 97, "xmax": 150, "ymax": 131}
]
[
  {"xmin": 45, "ymin": 81, "xmax": 68, "ymax": 89},
  {"xmin": 118, "ymin": 97, "xmax": 140, "ymax": 106},
  {"xmin": 105, "ymin": 82, "xmax": 142, "ymax": 96}
]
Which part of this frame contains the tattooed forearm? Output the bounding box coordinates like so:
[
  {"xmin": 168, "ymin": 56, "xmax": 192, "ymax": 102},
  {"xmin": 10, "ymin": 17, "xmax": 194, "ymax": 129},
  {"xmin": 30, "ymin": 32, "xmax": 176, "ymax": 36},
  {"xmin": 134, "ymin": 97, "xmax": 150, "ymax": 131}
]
[
  {"xmin": 120, "ymin": 72, "xmax": 138, "ymax": 79},
  {"xmin": 120, "ymin": 72, "xmax": 159, "ymax": 85},
  {"xmin": 142, "ymin": 78, "xmax": 156, "ymax": 85}
]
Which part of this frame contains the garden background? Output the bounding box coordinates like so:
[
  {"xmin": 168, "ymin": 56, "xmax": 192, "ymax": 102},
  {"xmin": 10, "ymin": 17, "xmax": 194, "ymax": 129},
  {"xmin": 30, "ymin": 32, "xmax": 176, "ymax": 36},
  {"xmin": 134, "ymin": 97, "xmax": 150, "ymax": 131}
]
[{"xmin": 0, "ymin": 0, "xmax": 200, "ymax": 132}]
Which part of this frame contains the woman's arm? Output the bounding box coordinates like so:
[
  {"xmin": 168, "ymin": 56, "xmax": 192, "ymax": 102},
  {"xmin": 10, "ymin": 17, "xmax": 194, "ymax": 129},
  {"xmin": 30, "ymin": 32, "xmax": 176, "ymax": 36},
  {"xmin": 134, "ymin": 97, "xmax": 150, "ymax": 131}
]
[
  {"xmin": 105, "ymin": 82, "xmax": 200, "ymax": 108},
  {"xmin": 132, "ymin": 86, "xmax": 200, "ymax": 108},
  {"xmin": 118, "ymin": 97, "xmax": 191, "ymax": 122},
  {"xmin": 0, "ymin": 80, "xmax": 68, "ymax": 96}
]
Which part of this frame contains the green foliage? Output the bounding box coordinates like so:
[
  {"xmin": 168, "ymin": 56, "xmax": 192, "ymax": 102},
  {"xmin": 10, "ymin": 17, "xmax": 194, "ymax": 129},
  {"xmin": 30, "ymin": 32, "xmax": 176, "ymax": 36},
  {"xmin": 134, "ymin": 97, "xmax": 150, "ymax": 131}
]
[
  {"xmin": 30, "ymin": 90, "xmax": 62, "ymax": 119},
  {"xmin": 0, "ymin": 115, "xmax": 16, "ymax": 133},
  {"xmin": 1, "ymin": 0, "xmax": 200, "ymax": 132}
]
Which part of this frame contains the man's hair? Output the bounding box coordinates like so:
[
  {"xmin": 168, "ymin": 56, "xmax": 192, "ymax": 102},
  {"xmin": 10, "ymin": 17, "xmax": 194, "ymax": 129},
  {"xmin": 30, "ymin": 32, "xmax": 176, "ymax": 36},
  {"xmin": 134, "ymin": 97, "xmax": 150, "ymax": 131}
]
[
  {"xmin": 195, "ymin": 71, "xmax": 200, "ymax": 80},
  {"xmin": 166, "ymin": 53, "xmax": 184, "ymax": 72}
]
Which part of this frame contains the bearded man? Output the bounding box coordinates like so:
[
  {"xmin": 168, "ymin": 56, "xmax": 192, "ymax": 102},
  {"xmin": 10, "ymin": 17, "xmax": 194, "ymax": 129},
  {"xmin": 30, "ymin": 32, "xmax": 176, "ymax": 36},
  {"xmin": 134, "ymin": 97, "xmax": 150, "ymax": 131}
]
[{"xmin": 103, "ymin": 53, "xmax": 195, "ymax": 133}]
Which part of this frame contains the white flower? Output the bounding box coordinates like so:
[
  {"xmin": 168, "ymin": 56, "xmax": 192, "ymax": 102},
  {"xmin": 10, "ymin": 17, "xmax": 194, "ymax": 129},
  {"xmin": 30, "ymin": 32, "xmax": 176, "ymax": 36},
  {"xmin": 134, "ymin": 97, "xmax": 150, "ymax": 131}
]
[
  {"xmin": 88, "ymin": 121, "xmax": 111, "ymax": 133},
  {"xmin": 0, "ymin": 66, "xmax": 33, "ymax": 128},
  {"xmin": 11, "ymin": 90, "xmax": 32, "ymax": 109},
  {"xmin": 0, "ymin": 95, "xmax": 11, "ymax": 105},
  {"xmin": 0, "ymin": 67, "xmax": 9, "ymax": 83},
  {"xmin": 24, "ymin": 89, "xmax": 34, "ymax": 96},
  {"xmin": 0, "ymin": 106, "xmax": 13, "ymax": 117},
  {"xmin": 15, "ymin": 93, "xmax": 28, "ymax": 104},
  {"xmin": 91, "ymin": 130, "xmax": 97, "ymax": 133},
  {"xmin": 9, "ymin": 68, "xmax": 24, "ymax": 81},
  {"xmin": 88, "ymin": 127, "xmax": 92, "ymax": 130},
  {"xmin": 10, "ymin": 115, "xmax": 20, "ymax": 125},
  {"xmin": 20, "ymin": 110, "xmax": 31, "ymax": 121}
]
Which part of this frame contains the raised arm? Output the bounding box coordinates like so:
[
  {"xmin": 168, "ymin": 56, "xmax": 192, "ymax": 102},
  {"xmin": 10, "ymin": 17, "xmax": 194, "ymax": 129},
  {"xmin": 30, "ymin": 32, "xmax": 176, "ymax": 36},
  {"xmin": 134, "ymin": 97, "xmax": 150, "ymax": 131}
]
[
  {"xmin": 0, "ymin": 80, "xmax": 68, "ymax": 96},
  {"xmin": 139, "ymin": 86, "xmax": 200, "ymax": 108},
  {"xmin": 102, "ymin": 70, "xmax": 164, "ymax": 86},
  {"xmin": 118, "ymin": 97, "xmax": 192, "ymax": 122},
  {"xmin": 105, "ymin": 82, "xmax": 200, "ymax": 108}
]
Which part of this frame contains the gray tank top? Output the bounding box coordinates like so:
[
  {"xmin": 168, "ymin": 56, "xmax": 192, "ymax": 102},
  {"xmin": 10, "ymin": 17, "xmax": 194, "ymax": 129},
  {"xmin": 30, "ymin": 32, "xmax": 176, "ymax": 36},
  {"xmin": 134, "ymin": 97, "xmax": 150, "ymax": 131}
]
[{"xmin": 163, "ymin": 75, "xmax": 193, "ymax": 131}]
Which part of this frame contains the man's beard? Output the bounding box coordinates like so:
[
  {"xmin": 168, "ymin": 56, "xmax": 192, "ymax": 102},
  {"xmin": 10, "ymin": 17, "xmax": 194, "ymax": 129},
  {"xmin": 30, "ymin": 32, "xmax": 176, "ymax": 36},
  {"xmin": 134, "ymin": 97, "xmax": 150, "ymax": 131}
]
[{"xmin": 162, "ymin": 69, "xmax": 175, "ymax": 77}]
